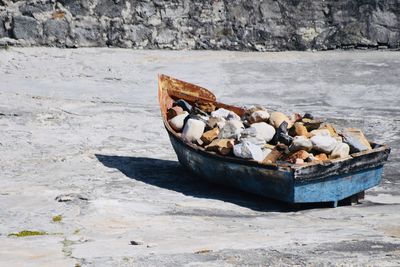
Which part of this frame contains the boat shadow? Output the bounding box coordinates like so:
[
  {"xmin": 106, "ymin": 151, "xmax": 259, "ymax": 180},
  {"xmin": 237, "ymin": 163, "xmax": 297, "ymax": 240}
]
[{"xmin": 95, "ymin": 154, "xmax": 334, "ymax": 212}]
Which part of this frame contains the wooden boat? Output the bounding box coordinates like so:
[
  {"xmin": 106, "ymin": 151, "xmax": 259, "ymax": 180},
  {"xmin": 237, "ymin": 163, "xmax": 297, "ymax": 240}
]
[{"xmin": 158, "ymin": 74, "xmax": 391, "ymax": 207}]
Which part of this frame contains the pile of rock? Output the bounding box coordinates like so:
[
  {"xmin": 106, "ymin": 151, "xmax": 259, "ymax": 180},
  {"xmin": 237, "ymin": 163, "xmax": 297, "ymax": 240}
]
[{"xmin": 167, "ymin": 99, "xmax": 373, "ymax": 165}]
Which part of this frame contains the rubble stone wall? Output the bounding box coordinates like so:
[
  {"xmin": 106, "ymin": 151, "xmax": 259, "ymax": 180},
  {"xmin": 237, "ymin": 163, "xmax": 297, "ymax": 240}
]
[{"xmin": 0, "ymin": 0, "xmax": 399, "ymax": 50}]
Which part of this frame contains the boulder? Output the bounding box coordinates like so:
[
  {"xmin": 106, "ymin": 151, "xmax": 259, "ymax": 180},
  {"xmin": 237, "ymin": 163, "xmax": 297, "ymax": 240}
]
[
  {"xmin": 310, "ymin": 135, "xmax": 337, "ymax": 154},
  {"xmin": 269, "ymin": 112, "xmax": 292, "ymax": 128},
  {"xmin": 168, "ymin": 111, "xmax": 189, "ymax": 132},
  {"xmin": 182, "ymin": 118, "xmax": 206, "ymax": 142},
  {"xmin": 233, "ymin": 141, "xmax": 264, "ymax": 162},
  {"xmin": 248, "ymin": 122, "xmax": 275, "ymax": 143},
  {"xmin": 205, "ymin": 139, "xmax": 235, "ymax": 155},
  {"xmin": 200, "ymin": 127, "xmax": 220, "ymax": 145},
  {"xmin": 249, "ymin": 110, "xmax": 270, "ymax": 124},
  {"xmin": 12, "ymin": 15, "xmax": 42, "ymax": 42},
  {"xmin": 330, "ymin": 142, "xmax": 350, "ymax": 159},
  {"xmin": 289, "ymin": 136, "xmax": 313, "ymax": 152},
  {"xmin": 342, "ymin": 128, "xmax": 372, "ymax": 153},
  {"xmin": 218, "ymin": 120, "xmax": 244, "ymax": 140},
  {"xmin": 167, "ymin": 106, "xmax": 184, "ymax": 120}
]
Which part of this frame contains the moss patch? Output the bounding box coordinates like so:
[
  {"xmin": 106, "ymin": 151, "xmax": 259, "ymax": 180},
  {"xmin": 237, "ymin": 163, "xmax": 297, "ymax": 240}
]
[
  {"xmin": 52, "ymin": 215, "xmax": 63, "ymax": 223},
  {"xmin": 8, "ymin": 230, "xmax": 48, "ymax": 237}
]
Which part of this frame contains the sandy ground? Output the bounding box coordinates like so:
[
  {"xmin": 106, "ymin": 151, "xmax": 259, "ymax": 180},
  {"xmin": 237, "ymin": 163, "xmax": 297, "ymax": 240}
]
[{"xmin": 0, "ymin": 48, "xmax": 399, "ymax": 266}]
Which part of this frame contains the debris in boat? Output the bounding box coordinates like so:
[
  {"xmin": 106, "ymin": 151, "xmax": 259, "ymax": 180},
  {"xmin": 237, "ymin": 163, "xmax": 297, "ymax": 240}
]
[
  {"xmin": 285, "ymin": 150, "xmax": 310, "ymax": 164},
  {"xmin": 201, "ymin": 127, "xmax": 220, "ymax": 145},
  {"xmin": 174, "ymin": 99, "xmax": 192, "ymax": 113},
  {"xmin": 168, "ymin": 111, "xmax": 189, "ymax": 132},
  {"xmin": 330, "ymin": 142, "xmax": 350, "ymax": 159},
  {"xmin": 310, "ymin": 135, "xmax": 337, "ymax": 154},
  {"xmin": 218, "ymin": 120, "xmax": 244, "ymax": 139},
  {"xmin": 182, "ymin": 118, "xmax": 206, "ymax": 142},
  {"xmin": 205, "ymin": 138, "xmax": 235, "ymax": 155},
  {"xmin": 247, "ymin": 122, "xmax": 275, "ymax": 143},
  {"xmin": 249, "ymin": 110, "xmax": 270, "ymax": 124},
  {"xmin": 269, "ymin": 112, "xmax": 292, "ymax": 128},
  {"xmin": 233, "ymin": 141, "xmax": 264, "ymax": 161},
  {"xmin": 195, "ymin": 101, "xmax": 216, "ymax": 113},
  {"xmin": 293, "ymin": 122, "xmax": 310, "ymax": 137},
  {"xmin": 166, "ymin": 98, "xmax": 373, "ymax": 165},
  {"xmin": 289, "ymin": 136, "xmax": 313, "ymax": 152},
  {"xmin": 342, "ymin": 128, "xmax": 372, "ymax": 153},
  {"xmin": 167, "ymin": 106, "xmax": 184, "ymax": 120}
]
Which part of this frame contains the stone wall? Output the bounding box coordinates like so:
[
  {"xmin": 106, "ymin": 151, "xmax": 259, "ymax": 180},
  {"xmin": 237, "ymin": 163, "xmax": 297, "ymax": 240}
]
[{"xmin": 0, "ymin": 0, "xmax": 399, "ymax": 50}]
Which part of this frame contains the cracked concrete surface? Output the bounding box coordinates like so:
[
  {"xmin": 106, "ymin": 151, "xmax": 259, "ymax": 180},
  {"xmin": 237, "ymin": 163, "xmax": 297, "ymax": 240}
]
[{"xmin": 0, "ymin": 48, "xmax": 399, "ymax": 266}]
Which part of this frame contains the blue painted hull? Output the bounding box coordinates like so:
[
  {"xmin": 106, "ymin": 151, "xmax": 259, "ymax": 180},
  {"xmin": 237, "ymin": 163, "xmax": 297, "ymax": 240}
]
[{"xmin": 169, "ymin": 132, "xmax": 388, "ymax": 204}]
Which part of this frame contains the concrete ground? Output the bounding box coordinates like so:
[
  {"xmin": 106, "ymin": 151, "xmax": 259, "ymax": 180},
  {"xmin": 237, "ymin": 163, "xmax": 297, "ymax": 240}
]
[{"xmin": 0, "ymin": 48, "xmax": 399, "ymax": 266}]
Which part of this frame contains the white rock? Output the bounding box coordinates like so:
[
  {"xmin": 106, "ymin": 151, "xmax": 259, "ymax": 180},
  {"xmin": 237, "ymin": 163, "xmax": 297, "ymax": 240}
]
[
  {"xmin": 310, "ymin": 135, "xmax": 337, "ymax": 154},
  {"xmin": 218, "ymin": 120, "xmax": 244, "ymax": 140},
  {"xmin": 331, "ymin": 142, "xmax": 350, "ymax": 159},
  {"xmin": 227, "ymin": 111, "xmax": 241, "ymax": 121},
  {"xmin": 249, "ymin": 122, "xmax": 276, "ymax": 142},
  {"xmin": 211, "ymin": 108, "xmax": 231, "ymax": 119},
  {"xmin": 168, "ymin": 111, "xmax": 189, "ymax": 132},
  {"xmin": 233, "ymin": 141, "xmax": 264, "ymax": 162},
  {"xmin": 211, "ymin": 108, "xmax": 241, "ymax": 121},
  {"xmin": 310, "ymin": 129, "xmax": 331, "ymax": 136},
  {"xmin": 182, "ymin": 118, "xmax": 206, "ymax": 143},
  {"xmin": 249, "ymin": 110, "xmax": 270, "ymax": 123},
  {"xmin": 290, "ymin": 136, "xmax": 313, "ymax": 151}
]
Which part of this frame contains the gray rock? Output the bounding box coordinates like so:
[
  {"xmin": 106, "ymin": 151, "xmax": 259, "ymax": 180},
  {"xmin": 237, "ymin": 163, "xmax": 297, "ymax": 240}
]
[
  {"xmin": 19, "ymin": 2, "xmax": 53, "ymax": 18},
  {"xmin": 126, "ymin": 24, "xmax": 151, "ymax": 46},
  {"xmin": 73, "ymin": 19, "xmax": 105, "ymax": 46},
  {"xmin": 240, "ymin": 127, "xmax": 265, "ymax": 146},
  {"xmin": 0, "ymin": 20, "xmax": 6, "ymax": 38},
  {"xmin": 59, "ymin": 0, "xmax": 90, "ymax": 16},
  {"xmin": 94, "ymin": 0, "xmax": 132, "ymax": 18},
  {"xmin": 218, "ymin": 120, "xmax": 244, "ymax": 140},
  {"xmin": 12, "ymin": 16, "xmax": 42, "ymax": 42},
  {"xmin": 43, "ymin": 19, "xmax": 69, "ymax": 44},
  {"xmin": 233, "ymin": 141, "xmax": 265, "ymax": 162}
]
